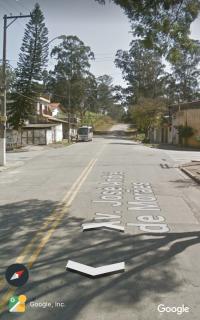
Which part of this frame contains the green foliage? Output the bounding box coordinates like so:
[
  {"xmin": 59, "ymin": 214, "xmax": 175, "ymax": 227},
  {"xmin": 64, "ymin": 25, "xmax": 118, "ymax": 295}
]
[
  {"xmin": 115, "ymin": 40, "xmax": 167, "ymax": 103},
  {"xmin": 48, "ymin": 43, "xmax": 118, "ymax": 118},
  {"xmin": 130, "ymin": 97, "xmax": 166, "ymax": 137},
  {"xmin": 176, "ymin": 125, "xmax": 194, "ymax": 138},
  {"xmin": 166, "ymin": 40, "xmax": 200, "ymax": 103},
  {"xmin": 96, "ymin": 0, "xmax": 200, "ymax": 59},
  {"xmin": 8, "ymin": 91, "xmax": 36, "ymax": 129},
  {"xmin": 96, "ymin": 75, "xmax": 116, "ymax": 114},
  {"xmin": 16, "ymin": 3, "xmax": 49, "ymax": 91},
  {"xmin": 48, "ymin": 35, "xmax": 95, "ymax": 117},
  {"xmin": 9, "ymin": 3, "xmax": 49, "ymax": 129},
  {"xmin": 51, "ymin": 35, "xmax": 94, "ymax": 79},
  {"xmin": 0, "ymin": 65, "xmax": 16, "ymax": 91},
  {"xmin": 81, "ymin": 111, "xmax": 114, "ymax": 130}
]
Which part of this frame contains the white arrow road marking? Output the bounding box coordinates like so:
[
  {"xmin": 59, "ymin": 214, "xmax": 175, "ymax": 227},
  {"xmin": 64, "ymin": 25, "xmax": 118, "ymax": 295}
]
[
  {"xmin": 82, "ymin": 222, "xmax": 125, "ymax": 232},
  {"xmin": 66, "ymin": 260, "xmax": 125, "ymax": 276}
]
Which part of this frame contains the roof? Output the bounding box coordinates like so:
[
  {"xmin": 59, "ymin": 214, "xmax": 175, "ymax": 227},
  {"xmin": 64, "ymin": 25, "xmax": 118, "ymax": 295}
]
[
  {"xmin": 42, "ymin": 114, "xmax": 69, "ymax": 123},
  {"xmin": 23, "ymin": 124, "xmax": 58, "ymax": 129},
  {"xmin": 37, "ymin": 96, "xmax": 50, "ymax": 103}
]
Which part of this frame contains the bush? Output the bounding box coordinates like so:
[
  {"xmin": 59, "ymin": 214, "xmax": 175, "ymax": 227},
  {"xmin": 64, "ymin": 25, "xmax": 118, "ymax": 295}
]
[{"xmin": 176, "ymin": 125, "xmax": 194, "ymax": 138}]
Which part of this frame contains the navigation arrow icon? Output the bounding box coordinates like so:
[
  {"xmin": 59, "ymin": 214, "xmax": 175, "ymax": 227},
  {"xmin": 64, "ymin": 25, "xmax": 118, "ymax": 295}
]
[
  {"xmin": 82, "ymin": 222, "xmax": 125, "ymax": 232},
  {"xmin": 66, "ymin": 260, "xmax": 125, "ymax": 277}
]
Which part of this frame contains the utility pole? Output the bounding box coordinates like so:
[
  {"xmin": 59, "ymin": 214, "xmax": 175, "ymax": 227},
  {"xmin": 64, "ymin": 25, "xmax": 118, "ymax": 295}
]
[
  {"xmin": 68, "ymin": 79, "xmax": 71, "ymax": 143},
  {"xmin": 0, "ymin": 13, "xmax": 31, "ymax": 166}
]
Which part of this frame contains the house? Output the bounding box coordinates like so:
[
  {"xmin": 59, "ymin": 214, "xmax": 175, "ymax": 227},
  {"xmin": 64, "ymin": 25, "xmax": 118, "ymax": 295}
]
[
  {"xmin": 49, "ymin": 103, "xmax": 64, "ymax": 117},
  {"xmin": 36, "ymin": 99, "xmax": 65, "ymax": 118},
  {"xmin": 169, "ymin": 100, "xmax": 200, "ymax": 147},
  {"xmin": 35, "ymin": 97, "xmax": 80, "ymax": 139},
  {"xmin": 36, "ymin": 96, "xmax": 51, "ymax": 116},
  {"xmin": 149, "ymin": 100, "xmax": 200, "ymax": 147},
  {"xmin": 6, "ymin": 96, "xmax": 81, "ymax": 148}
]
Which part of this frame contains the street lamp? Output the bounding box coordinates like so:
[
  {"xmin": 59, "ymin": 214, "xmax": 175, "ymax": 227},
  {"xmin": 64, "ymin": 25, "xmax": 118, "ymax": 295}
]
[
  {"xmin": 47, "ymin": 35, "xmax": 66, "ymax": 46},
  {"xmin": 46, "ymin": 36, "xmax": 72, "ymax": 142}
]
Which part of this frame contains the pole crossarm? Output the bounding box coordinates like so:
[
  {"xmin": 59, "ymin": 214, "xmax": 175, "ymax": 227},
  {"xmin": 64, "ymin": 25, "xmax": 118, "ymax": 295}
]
[
  {"xmin": 6, "ymin": 14, "xmax": 31, "ymax": 19},
  {"xmin": 5, "ymin": 14, "xmax": 32, "ymax": 29}
]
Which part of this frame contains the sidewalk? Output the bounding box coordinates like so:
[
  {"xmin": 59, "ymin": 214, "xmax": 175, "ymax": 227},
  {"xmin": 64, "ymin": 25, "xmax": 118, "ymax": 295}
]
[
  {"xmin": 0, "ymin": 145, "xmax": 46, "ymax": 172},
  {"xmin": 0, "ymin": 143, "xmax": 73, "ymax": 173},
  {"xmin": 181, "ymin": 161, "xmax": 200, "ymax": 184}
]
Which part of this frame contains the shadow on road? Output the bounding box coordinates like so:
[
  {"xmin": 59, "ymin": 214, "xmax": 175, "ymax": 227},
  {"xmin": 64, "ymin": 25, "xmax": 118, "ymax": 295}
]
[
  {"xmin": 1, "ymin": 199, "xmax": 200, "ymax": 319},
  {"xmin": 152, "ymin": 144, "xmax": 200, "ymax": 152},
  {"xmin": 169, "ymin": 178, "xmax": 199, "ymax": 188}
]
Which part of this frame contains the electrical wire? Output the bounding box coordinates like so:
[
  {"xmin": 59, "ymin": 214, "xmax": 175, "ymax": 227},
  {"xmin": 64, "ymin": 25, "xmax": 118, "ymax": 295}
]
[
  {"xmin": 9, "ymin": 0, "xmax": 31, "ymax": 12},
  {"xmin": 0, "ymin": 0, "xmax": 30, "ymax": 29}
]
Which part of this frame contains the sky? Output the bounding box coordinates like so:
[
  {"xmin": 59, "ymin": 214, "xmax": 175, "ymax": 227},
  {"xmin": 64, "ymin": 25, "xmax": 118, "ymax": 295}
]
[
  {"xmin": 0, "ymin": 0, "xmax": 132, "ymax": 86},
  {"xmin": 0, "ymin": 0, "xmax": 200, "ymax": 87}
]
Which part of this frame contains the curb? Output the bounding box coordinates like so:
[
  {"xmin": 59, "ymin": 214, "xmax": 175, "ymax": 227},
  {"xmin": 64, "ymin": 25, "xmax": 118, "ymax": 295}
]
[
  {"xmin": 180, "ymin": 167, "xmax": 200, "ymax": 184},
  {"xmin": 0, "ymin": 161, "xmax": 24, "ymax": 173}
]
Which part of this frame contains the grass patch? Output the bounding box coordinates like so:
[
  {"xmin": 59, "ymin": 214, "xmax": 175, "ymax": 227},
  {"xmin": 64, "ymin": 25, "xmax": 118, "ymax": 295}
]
[
  {"xmin": 82, "ymin": 112, "xmax": 115, "ymax": 131},
  {"xmin": 133, "ymin": 133, "xmax": 145, "ymax": 142}
]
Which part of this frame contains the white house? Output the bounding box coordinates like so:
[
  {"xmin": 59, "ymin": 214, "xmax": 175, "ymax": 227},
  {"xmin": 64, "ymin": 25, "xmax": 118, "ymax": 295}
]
[{"xmin": 36, "ymin": 96, "xmax": 51, "ymax": 116}]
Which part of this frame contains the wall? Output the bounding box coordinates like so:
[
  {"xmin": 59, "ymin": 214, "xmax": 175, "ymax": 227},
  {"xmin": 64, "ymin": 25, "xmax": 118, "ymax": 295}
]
[
  {"xmin": 172, "ymin": 108, "xmax": 200, "ymax": 147},
  {"xmin": 46, "ymin": 129, "xmax": 53, "ymax": 144},
  {"xmin": 55, "ymin": 124, "xmax": 63, "ymax": 142},
  {"xmin": 6, "ymin": 124, "xmax": 63, "ymax": 147},
  {"xmin": 7, "ymin": 129, "xmax": 47, "ymax": 146},
  {"xmin": 6, "ymin": 129, "xmax": 21, "ymax": 148},
  {"xmin": 52, "ymin": 109, "xmax": 59, "ymax": 117}
]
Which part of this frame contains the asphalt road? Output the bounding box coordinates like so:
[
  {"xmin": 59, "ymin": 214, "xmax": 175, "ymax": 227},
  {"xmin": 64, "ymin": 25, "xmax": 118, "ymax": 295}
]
[{"xmin": 1, "ymin": 130, "xmax": 200, "ymax": 320}]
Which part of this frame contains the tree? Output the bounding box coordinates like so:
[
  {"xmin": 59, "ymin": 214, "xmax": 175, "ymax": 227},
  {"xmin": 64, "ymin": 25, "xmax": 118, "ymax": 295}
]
[
  {"xmin": 16, "ymin": 3, "xmax": 49, "ymax": 91},
  {"xmin": 166, "ymin": 40, "xmax": 200, "ymax": 102},
  {"xmin": 115, "ymin": 40, "xmax": 167, "ymax": 103},
  {"xmin": 0, "ymin": 65, "xmax": 16, "ymax": 92},
  {"xmin": 51, "ymin": 35, "xmax": 94, "ymax": 79},
  {"xmin": 130, "ymin": 97, "xmax": 166, "ymax": 139},
  {"xmin": 96, "ymin": 0, "xmax": 200, "ymax": 60},
  {"xmin": 49, "ymin": 35, "xmax": 95, "ymax": 116},
  {"xmin": 96, "ymin": 75, "xmax": 116, "ymax": 114},
  {"xmin": 176, "ymin": 125, "xmax": 194, "ymax": 145},
  {"xmin": 8, "ymin": 3, "xmax": 49, "ymax": 128}
]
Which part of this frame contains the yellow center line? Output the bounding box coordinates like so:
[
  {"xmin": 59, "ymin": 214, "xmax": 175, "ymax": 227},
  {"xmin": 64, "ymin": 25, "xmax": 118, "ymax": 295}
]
[
  {"xmin": 0, "ymin": 158, "xmax": 97, "ymax": 311},
  {"xmin": 15, "ymin": 158, "xmax": 95, "ymax": 264},
  {"xmin": 28, "ymin": 158, "xmax": 97, "ymax": 268},
  {"xmin": 0, "ymin": 158, "xmax": 95, "ymax": 292}
]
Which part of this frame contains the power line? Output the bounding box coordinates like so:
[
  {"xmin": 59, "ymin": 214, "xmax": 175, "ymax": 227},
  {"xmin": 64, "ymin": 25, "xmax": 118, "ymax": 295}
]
[
  {"xmin": 1, "ymin": 0, "xmax": 30, "ymax": 13},
  {"xmin": 8, "ymin": 0, "xmax": 31, "ymax": 12},
  {"xmin": 0, "ymin": 0, "xmax": 31, "ymax": 29},
  {"xmin": 13, "ymin": 91, "xmax": 39, "ymax": 102}
]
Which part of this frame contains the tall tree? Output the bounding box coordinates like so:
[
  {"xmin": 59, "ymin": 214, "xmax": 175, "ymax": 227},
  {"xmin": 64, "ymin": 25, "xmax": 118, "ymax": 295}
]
[
  {"xmin": 48, "ymin": 35, "xmax": 95, "ymax": 116},
  {"xmin": 9, "ymin": 3, "xmax": 49, "ymax": 128},
  {"xmin": 16, "ymin": 3, "xmax": 49, "ymax": 91},
  {"xmin": 96, "ymin": 75, "xmax": 115, "ymax": 114},
  {"xmin": 96, "ymin": 0, "xmax": 200, "ymax": 60},
  {"xmin": 166, "ymin": 40, "xmax": 200, "ymax": 102},
  {"xmin": 115, "ymin": 40, "xmax": 167, "ymax": 103}
]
